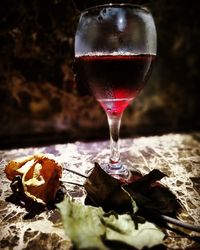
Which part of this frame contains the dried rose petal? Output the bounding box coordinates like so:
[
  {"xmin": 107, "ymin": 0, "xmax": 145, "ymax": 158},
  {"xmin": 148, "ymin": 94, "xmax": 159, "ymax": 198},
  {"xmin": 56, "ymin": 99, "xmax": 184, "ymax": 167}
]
[
  {"xmin": 23, "ymin": 156, "xmax": 62, "ymax": 204},
  {"xmin": 5, "ymin": 155, "xmax": 35, "ymax": 181}
]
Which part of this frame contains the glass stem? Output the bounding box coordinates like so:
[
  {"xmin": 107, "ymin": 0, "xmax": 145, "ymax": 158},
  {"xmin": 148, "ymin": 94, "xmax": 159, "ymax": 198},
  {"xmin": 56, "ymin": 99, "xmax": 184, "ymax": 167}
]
[{"xmin": 107, "ymin": 112, "xmax": 123, "ymax": 166}]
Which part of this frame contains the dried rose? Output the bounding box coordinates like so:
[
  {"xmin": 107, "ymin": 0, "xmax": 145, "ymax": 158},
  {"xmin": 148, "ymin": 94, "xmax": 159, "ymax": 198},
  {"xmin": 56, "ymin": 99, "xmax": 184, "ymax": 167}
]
[{"xmin": 5, "ymin": 154, "xmax": 62, "ymax": 205}]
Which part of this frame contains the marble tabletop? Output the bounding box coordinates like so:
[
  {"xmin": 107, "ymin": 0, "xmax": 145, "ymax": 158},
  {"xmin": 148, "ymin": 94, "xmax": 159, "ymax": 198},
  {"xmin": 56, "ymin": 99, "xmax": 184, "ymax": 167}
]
[{"xmin": 0, "ymin": 133, "xmax": 200, "ymax": 249}]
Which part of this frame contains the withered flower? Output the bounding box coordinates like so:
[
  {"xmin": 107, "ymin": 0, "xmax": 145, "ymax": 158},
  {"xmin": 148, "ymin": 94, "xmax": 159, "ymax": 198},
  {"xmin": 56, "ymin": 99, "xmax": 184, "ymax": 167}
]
[{"xmin": 5, "ymin": 154, "xmax": 62, "ymax": 205}]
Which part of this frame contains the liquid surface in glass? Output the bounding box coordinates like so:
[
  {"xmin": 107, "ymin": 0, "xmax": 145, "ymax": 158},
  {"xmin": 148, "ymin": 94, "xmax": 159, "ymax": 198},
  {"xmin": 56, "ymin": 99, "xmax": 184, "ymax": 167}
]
[{"xmin": 75, "ymin": 53, "xmax": 155, "ymax": 115}]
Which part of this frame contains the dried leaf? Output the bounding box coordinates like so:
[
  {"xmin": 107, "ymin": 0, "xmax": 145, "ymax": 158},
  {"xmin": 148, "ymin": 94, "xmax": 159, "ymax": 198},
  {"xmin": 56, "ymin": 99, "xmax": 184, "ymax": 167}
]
[
  {"xmin": 57, "ymin": 198, "xmax": 107, "ymax": 250},
  {"xmin": 124, "ymin": 170, "xmax": 181, "ymax": 216},
  {"xmin": 103, "ymin": 213, "xmax": 165, "ymax": 250},
  {"xmin": 85, "ymin": 164, "xmax": 181, "ymax": 218},
  {"xmin": 57, "ymin": 198, "xmax": 165, "ymax": 250},
  {"xmin": 84, "ymin": 163, "xmax": 134, "ymax": 214},
  {"xmin": 84, "ymin": 162, "xmax": 120, "ymax": 205}
]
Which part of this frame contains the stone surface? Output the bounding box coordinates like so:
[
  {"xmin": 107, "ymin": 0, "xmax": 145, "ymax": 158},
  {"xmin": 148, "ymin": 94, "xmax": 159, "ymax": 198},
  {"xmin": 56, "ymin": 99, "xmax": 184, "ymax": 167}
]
[
  {"xmin": 0, "ymin": 133, "xmax": 200, "ymax": 249},
  {"xmin": 0, "ymin": 1, "xmax": 200, "ymax": 148}
]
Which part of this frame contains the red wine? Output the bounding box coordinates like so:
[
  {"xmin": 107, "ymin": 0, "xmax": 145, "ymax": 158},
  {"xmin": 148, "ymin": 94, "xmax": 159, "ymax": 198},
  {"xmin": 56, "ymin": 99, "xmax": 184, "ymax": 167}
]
[{"xmin": 75, "ymin": 54, "xmax": 155, "ymax": 115}]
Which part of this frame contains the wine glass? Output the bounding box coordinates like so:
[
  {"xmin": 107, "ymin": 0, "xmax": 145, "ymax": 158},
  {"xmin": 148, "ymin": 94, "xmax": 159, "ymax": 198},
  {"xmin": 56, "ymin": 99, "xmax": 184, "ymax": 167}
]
[{"xmin": 74, "ymin": 4, "xmax": 157, "ymax": 179}]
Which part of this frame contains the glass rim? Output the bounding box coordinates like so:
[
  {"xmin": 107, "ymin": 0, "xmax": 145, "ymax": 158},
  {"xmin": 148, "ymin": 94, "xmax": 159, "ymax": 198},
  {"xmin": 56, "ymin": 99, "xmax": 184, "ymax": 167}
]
[{"xmin": 81, "ymin": 3, "xmax": 150, "ymax": 15}]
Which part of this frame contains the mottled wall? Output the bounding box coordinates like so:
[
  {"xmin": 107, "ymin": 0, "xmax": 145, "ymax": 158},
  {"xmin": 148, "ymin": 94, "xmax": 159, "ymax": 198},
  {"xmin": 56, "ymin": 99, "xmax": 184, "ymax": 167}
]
[{"xmin": 0, "ymin": 0, "xmax": 199, "ymax": 148}]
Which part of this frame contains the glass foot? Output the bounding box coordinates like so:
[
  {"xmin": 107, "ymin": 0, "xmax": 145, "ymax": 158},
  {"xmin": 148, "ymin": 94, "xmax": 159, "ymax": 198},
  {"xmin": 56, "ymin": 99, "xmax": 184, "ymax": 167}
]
[{"xmin": 101, "ymin": 162, "xmax": 131, "ymax": 182}]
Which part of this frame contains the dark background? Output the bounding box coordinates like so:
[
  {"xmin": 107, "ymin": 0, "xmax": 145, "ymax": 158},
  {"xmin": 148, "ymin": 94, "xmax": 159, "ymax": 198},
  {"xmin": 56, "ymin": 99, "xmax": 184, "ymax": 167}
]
[{"xmin": 0, "ymin": 0, "xmax": 199, "ymax": 149}]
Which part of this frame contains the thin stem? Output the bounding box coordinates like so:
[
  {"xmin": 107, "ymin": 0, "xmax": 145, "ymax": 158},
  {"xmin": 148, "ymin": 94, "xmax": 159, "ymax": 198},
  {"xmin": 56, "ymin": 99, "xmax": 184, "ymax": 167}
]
[
  {"xmin": 162, "ymin": 214, "xmax": 200, "ymax": 233},
  {"xmin": 107, "ymin": 112, "xmax": 123, "ymax": 165},
  {"xmin": 63, "ymin": 166, "xmax": 87, "ymax": 179}
]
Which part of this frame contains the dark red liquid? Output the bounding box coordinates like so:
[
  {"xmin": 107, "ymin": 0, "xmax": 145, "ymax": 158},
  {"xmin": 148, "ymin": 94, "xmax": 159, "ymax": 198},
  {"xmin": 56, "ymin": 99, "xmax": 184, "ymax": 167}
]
[{"xmin": 75, "ymin": 54, "xmax": 155, "ymax": 115}]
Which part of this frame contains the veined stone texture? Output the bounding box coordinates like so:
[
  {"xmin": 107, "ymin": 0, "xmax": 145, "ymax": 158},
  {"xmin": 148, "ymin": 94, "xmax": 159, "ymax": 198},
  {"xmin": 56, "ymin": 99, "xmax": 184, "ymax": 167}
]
[
  {"xmin": 0, "ymin": 133, "xmax": 200, "ymax": 249},
  {"xmin": 0, "ymin": 1, "xmax": 199, "ymax": 148}
]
